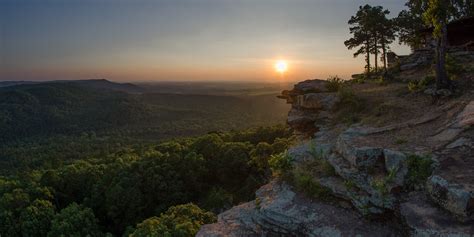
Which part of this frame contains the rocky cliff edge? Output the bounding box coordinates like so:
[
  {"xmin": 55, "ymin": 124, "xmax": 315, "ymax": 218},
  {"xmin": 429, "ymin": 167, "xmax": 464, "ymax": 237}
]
[{"xmin": 198, "ymin": 79, "xmax": 474, "ymax": 237}]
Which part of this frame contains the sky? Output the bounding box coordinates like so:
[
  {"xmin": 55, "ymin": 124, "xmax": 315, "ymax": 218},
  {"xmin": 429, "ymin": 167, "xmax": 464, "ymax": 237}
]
[{"xmin": 0, "ymin": 0, "xmax": 411, "ymax": 82}]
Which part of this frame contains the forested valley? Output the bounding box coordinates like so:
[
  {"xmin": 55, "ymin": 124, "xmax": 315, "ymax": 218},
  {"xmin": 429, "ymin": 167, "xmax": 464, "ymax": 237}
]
[{"xmin": 0, "ymin": 81, "xmax": 293, "ymax": 236}]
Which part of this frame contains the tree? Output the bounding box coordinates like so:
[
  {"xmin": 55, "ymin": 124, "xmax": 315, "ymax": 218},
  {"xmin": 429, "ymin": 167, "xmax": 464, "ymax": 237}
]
[
  {"xmin": 373, "ymin": 8, "xmax": 396, "ymax": 72},
  {"xmin": 396, "ymin": 0, "xmax": 474, "ymax": 49},
  {"xmin": 346, "ymin": 5, "xmax": 395, "ymax": 75},
  {"xmin": 423, "ymin": 0, "xmax": 452, "ymax": 89},
  {"xmin": 19, "ymin": 199, "xmax": 55, "ymax": 237},
  {"xmin": 129, "ymin": 203, "xmax": 216, "ymax": 237},
  {"xmin": 47, "ymin": 202, "xmax": 103, "ymax": 237},
  {"xmin": 345, "ymin": 5, "xmax": 374, "ymax": 75}
]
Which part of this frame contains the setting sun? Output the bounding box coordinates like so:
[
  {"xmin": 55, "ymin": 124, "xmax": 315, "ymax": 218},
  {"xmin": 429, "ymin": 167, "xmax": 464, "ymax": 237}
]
[{"xmin": 275, "ymin": 60, "xmax": 288, "ymax": 73}]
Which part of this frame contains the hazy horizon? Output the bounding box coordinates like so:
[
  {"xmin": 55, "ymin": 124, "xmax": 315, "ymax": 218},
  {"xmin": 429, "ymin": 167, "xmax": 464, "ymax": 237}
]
[{"xmin": 1, "ymin": 0, "xmax": 411, "ymax": 82}]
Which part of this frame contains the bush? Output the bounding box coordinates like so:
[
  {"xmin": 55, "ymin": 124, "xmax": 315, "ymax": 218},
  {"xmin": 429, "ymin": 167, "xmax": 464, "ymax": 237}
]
[
  {"xmin": 291, "ymin": 170, "xmax": 332, "ymax": 200},
  {"xmin": 408, "ymin": 75, "xmax": 435, "ymax": 92},
  {"xmin": 446, "ymin": 54, "xmax": 465, "ymax": 80},
  {"xmin": 404, "ymin": 154, "xmax": 433, "ymax": 190},
  {"xmin": 326, "ymin": 76, "xmax": 344, "ymax": 92},
  {"xmin": 307, "ymin": 142, "xmax": 335, "ymax": 177},
  {"xmin": 375, "ymin": 76, "xmax": 388, "ymax": 86},
  {"xmin": 268, "ymin": 152, "xmax": 293, "ymax": 177},
  {"xmin": 351, "ymin": 74, "xmax": 366, "ymax": 84}
]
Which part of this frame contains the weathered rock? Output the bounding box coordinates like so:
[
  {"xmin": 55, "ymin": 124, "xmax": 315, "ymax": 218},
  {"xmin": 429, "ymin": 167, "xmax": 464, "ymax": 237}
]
[
  {"xmin": 318, "ymin": 176, "xmax": 384, "ymax": 215},
  {"xmin": 326, "ymin": 153, "xmax": 397, "ymax": 213},
  {"xmin": 429, "ymin": 101, "xmax": 474, "ymax": 145},
  {"xmin": 197, "ymin": 181, "xmax": 401, "ymax": 237},
  {"xmin": 436, "ymin": 89, "xmax": 453, "ymax": 97},
  {"xmin": 277, "ymin": 79, "xmax": 336, "ymax": 137},
  {"xmin": 398, "ymin": 49, "xmax": 434, "ymax": 71},
  {"xmin": 400, "ymin": 192, "xmax": 474, "ymax": 236},
  {"xmin": 384, "ymin": 149, "xmax": 409, "ymax": 192},
  {"xmin": 293, "ymin": 79, "xmax": 328, "ymax": 93},
  {"xmin": 296, "ymin": 93, "xmax": 339, "ymax": 110},
  {"xmin": 446, "ymin": 137, "xmax": 473, "ymax": 149},
  {"xmin": 287, "ymin": 108, "xmax": 319, "ymax": 126},
  {"xmin": 336, "ymin": 132, "xmax": 384, "ymax": 168},
  {"xmin": 426, "ymin": 175, "xmax": 474, "ymax": 222},
  {"xmin": 454, "ymin": 101, "xmax": 474, "ymax": 128}
]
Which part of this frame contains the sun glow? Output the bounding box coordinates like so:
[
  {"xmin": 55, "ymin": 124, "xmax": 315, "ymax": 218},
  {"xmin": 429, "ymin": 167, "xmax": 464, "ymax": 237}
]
[{"xmin": 275, "ymin": 60, "xmax": 288, "ymax": 74}]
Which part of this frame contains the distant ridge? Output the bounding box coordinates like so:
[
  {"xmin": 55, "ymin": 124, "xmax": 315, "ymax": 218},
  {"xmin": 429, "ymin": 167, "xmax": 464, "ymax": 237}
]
[{"xmin": 0, "ymin": 79, "xmax": 144, "ymax": 93}]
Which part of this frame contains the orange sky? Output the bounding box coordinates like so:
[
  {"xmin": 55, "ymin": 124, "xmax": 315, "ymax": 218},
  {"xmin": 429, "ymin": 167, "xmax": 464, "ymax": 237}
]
[{"xmin": 1, "ymin": 0, "xmax": 410, "ymax": 82}]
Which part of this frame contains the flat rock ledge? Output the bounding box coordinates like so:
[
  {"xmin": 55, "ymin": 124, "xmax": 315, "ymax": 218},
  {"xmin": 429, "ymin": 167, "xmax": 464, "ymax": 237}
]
[{"xmin": 197, "ymin": 181, "xmax": 401, "ymax": 237}]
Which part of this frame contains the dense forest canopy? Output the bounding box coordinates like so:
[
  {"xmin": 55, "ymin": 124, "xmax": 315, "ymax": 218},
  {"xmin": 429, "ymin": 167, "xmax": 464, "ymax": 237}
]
[{"xmin": 0, "ymin": 81, "xmax": 293, "ymax": 236}]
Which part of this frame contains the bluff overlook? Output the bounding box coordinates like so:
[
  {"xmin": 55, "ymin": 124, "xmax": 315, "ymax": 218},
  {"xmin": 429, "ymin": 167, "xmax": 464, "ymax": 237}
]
[{"xmin": 198, "ymin": 70, "xmax": 474, "ymax": 236}]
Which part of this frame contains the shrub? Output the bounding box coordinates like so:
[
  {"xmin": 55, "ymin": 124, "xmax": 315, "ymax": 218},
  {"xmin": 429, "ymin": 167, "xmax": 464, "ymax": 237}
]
[
  {"xmin": 291, "ymin": 170, "xmax": 332, "ymax": 201},
  {"xmin": 344, "ymin": 180, "xmax": 356, "ymax": 190},
  {"xmin": 407, "ymin": 81, "xmax": 419, "ymax": 92},
  {"xmin": 351, "ymin": 74, "xmax": 366, "ymax": 84},
  {"xmin": 408, "ymin": 75, "xmax": 434, "ymax": 92},
  {"xmin": 268, "ymin": 151, "xmax": 293, "ymax": 177},
  {"xmin": 404, "ymin": 154, "xmax": 433, "ymax": 190},
  {"xmin": 375, "ymin": 76, "xmax": 388, "ymax": 86},
  {"xmin": 395, "ymin": 138, "xmax": 407, "ymax": 145},
  {"xmin": 371, "ymin": 178, "xmax": 389, "ymax": 196},
  {"xmin": 446, "ymin": 54, "xmax": 465, "ymax": 80},
  {"xmin": 308, "ymin": 141, "xmax": 335, "ymax": 176},
  {"xmin": 326, "ymin": 76, "xmax": 345, "ymax": 92},
  {"xmin": 308, "ymin": 141, "xmax": 324, "ymax": 160}
]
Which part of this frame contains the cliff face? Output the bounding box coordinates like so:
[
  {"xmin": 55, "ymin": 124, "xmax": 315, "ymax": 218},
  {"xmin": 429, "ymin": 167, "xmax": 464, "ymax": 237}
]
[{"xmin": 198, "ymin": 79, "xmax": 474, "ymax": 237}]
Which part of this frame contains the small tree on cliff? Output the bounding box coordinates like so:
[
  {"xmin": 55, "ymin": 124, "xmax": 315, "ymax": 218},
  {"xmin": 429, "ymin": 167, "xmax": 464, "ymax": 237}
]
[
  {"xmin": 345, "ymin": 5, "xmax": 373, "ymax": 75},
  {"xmin": 346, "ymin": 5, "xmax": 394, "ymax": 75},
  {"xmin": 373, "ymin": 7, "xmax": 396, "ymax": 73}
]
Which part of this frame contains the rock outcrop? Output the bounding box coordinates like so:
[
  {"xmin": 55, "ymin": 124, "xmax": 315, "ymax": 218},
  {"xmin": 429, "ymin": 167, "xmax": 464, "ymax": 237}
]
[
  {"xmin": 199, "ymin": 80, "xmax": 474, "ymax": 236},
  {"xmin": 395, "ymin": 48, "xmax": 474, "ymax": 72},
  {"xmin": 197, "ymin": 181, "xmax": 401, "ymax": 237},
  {"xmin": 278, "ymin": 80, "xmax": 339, "ymax": 137}
]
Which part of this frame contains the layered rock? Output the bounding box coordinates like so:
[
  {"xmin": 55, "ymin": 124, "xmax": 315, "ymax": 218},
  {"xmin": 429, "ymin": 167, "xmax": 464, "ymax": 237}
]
[
  {"xmin": 197, "ymin": 181, "xmax": 401, "ymax": 237},
  {"xmin": 278, "ymin": 79, "xmax": 339, "ymax": 137}
]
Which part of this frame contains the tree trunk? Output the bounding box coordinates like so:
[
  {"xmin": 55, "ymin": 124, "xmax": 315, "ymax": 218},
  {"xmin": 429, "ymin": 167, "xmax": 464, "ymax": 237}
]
[
  {"xmin": 381, "ymin": 38, "xmax": 387, "ymax": 73},
  {"xmin": 366, "ymin": 39, "xmax": 371, "ymax": 76},
  {"xmin": 374, "ymin": 34, "xmax": 378, "ymax": 73},
  {"xmin": 435, "ymin": 23, "xmax": 450, "ymax": 89}
]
